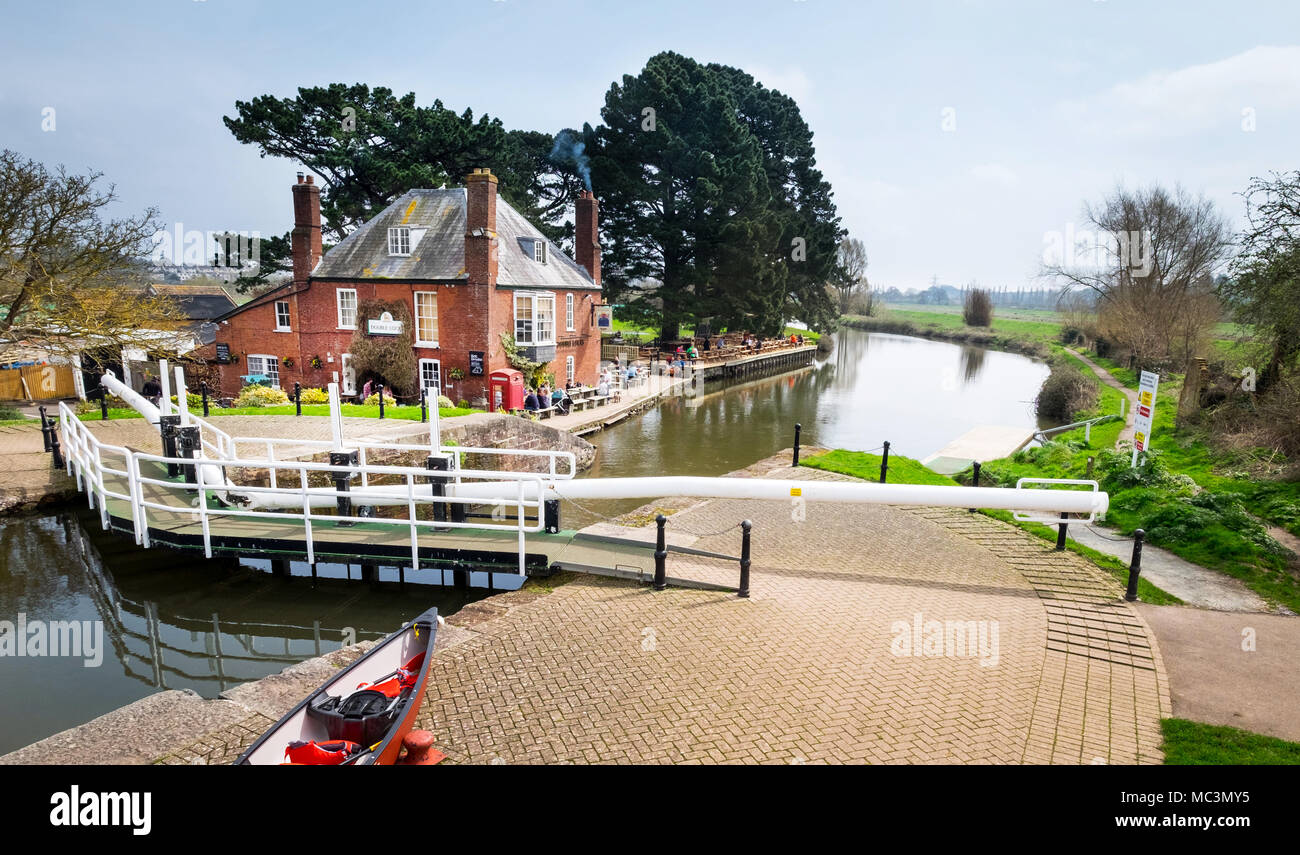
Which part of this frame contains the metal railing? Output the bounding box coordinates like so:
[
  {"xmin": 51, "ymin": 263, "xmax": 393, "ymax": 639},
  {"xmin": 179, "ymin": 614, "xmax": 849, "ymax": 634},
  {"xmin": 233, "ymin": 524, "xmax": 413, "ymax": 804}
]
[{"xmin": 58, "ymin": 401, "xmax": 566, "ymax": 575}]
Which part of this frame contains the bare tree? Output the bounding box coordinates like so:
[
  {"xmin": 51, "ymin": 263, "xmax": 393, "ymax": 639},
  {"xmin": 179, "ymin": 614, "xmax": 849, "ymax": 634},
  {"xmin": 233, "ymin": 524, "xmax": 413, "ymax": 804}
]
[
  {"xmin": 0, "ymin": 150, "xmax": 181, "ymax": 360},
  {"xmin": 1043, "ymin": 184, "xmax": 1231, "ymax": 367},
  {"xmin": 1223, "ymin": 170, "xmax": 1300, "ymax": 395},
  {"xmin": 833, "ymin": 237, "xmax": 869, "ymax": 315}
]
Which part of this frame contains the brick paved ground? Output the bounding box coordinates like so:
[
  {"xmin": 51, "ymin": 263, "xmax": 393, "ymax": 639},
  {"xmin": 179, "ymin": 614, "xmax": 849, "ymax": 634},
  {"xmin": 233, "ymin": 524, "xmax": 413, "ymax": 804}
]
[{"xmin": 158, "ymin": 455, "xmax": 1170, "ymax": 765}]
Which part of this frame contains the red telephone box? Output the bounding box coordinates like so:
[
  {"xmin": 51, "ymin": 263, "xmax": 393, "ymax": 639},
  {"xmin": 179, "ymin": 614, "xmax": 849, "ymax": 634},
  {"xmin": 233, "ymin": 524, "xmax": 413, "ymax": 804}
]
[{"xmin": 489, "ymin": 368, "xmax": 524, "ymax": 412}]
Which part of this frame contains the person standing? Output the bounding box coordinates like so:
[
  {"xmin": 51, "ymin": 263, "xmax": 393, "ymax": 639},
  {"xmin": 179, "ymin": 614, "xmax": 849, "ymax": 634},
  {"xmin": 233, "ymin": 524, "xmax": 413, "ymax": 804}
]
[{"xmin": 141, "ymin": 375, "xmax": 162, "ymax": 407}]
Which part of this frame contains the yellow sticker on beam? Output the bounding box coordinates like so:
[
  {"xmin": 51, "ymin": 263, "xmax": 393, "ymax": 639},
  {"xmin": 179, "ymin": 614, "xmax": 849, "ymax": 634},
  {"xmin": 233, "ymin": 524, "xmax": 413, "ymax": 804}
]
[{"xmin": 790, "ymin": 487, "xmax": 802, "ymax": 497}]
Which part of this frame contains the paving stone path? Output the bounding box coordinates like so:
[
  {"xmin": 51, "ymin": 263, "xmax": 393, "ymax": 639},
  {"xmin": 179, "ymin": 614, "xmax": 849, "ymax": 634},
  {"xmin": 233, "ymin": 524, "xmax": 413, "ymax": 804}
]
[{"xmin": 157, "ymin": 457, "xmax": 1170, "ymax": 765}]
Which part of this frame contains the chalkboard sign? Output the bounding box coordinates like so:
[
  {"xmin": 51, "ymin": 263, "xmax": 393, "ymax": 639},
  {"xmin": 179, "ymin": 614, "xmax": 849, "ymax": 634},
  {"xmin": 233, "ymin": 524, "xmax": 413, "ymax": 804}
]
[
  {"xmin": 468, "ymin": 350, "xmax": 485, "ymax": 376},
  {"xmin": 215, "ymin": 343, "xmax": 231, "ymax": 364}
]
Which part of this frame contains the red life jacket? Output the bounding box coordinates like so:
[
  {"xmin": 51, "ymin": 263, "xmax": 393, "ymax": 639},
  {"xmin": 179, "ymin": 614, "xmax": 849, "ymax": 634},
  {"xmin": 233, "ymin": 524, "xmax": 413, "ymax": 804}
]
[
  {"xmin": 355, "ymin": 652, "xmax": 427, "ymax": 698},
  {"xmin": 284, "ymin": 740, "xmax": 362, "ymax": 765}
]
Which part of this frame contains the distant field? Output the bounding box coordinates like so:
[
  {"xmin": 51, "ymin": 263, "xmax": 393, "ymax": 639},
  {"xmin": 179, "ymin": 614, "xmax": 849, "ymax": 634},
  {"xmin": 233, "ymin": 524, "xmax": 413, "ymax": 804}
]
[
  {"xmin": 881, "ymin": 302, "xmax": 1066, "ymax": 324},
  {"xmin": 877, "ymin": 302, "xmax": 1248, "ymax": 362}
]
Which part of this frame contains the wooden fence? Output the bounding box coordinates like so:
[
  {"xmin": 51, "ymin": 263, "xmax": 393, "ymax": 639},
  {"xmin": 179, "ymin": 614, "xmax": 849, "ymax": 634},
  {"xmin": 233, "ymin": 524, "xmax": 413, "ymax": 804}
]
[{"xmin": 0, "ymin": 364, "xmax": 78, "ymax": 401}]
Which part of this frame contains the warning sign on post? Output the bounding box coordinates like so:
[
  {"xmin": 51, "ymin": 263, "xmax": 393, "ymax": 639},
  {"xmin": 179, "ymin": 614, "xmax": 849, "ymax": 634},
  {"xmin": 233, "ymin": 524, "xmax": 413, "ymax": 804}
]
[{"xmin": 1131, "ymin": 370, "xmax": 1160, "ymax": 465}]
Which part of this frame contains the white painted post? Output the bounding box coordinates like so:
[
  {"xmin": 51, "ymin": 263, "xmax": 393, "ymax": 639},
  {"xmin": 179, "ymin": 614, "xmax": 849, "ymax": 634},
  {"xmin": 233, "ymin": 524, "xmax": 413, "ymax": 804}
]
[
  {"xmin": 158, "ymin": 359, "xmax": 171, "ymax": 416},
  {"xmin": 426, "ymin": 384, "xmax": 441, "ymax": 453},
  {"xmin": 328, "ymin": 382, "xmax": 344, "ymax": 452},
  {"xmin": 174, "ymin": 365, "xmax": 189, "ymax": 426},
  {"xmin": 1085, "ymin": 422, "xmax": 1091, "ymax": 443}
]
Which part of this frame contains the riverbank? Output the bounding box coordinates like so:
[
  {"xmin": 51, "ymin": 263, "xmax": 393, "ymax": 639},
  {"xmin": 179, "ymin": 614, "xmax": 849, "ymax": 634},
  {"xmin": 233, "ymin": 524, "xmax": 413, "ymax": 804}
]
[
  {"xmin": 839, "ymin": 311, "xmax": 1055, "ymax": 359},
  {"xmin": 961, "ymin": 351, "xmax": 1300, "ymax": 612}
]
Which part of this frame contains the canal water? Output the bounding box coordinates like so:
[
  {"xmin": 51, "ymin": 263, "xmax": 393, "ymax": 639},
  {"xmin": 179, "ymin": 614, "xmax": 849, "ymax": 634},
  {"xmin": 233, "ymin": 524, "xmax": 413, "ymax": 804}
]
[
  {"xmin": 573, "ymin": 328, "xmax": 1053, "ymax": 525},
  {"xmin": 0, "ymin": 328, "xmax": 1049, "ymax": 754},
  {"xmin": 0, "ymin": 512, "xmax": 491, "ymax": 756}
]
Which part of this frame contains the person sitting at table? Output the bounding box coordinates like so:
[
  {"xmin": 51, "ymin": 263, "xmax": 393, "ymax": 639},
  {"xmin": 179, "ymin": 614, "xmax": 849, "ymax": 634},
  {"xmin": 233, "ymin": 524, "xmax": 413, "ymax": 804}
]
[
  {"xmin": 597, "ymin": 374, "xmax": 610, "ymax": 397},
  {"xmin": 686, "ymin": 343, "xmax": 699, "ymax": 359},
  {"xmin": 702, "ymin": 337, "xmax": 711, "ymax": 352},
  {"xmin": 523, "ymin": 388, "xmax": 541, "ymax": 412},
  {"xmin": 626, "ymin": 365, "xmax": 637, "ymax": 385}
]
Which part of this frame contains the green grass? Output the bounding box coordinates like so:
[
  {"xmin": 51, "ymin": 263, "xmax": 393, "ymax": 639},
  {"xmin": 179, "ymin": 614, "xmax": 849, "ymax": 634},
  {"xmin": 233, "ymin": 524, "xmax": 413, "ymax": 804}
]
[
  {"xmin": 802, "ymin": 448, "xmax": 960, "ymax": 486},
  {"xmin": 782, "ymin": 326, "xmax": 821, "ymax": 343},
  {"xmin": 967, "ymin": 355, "xmax": 1300, "ymax": 611},
  {"xmin": 78, "ymin": 403, "xmax": 479, "ymax": 421},
  {"xmin": 1161, "ymin": 718, "xmax": 1300, "ymax": 764}
]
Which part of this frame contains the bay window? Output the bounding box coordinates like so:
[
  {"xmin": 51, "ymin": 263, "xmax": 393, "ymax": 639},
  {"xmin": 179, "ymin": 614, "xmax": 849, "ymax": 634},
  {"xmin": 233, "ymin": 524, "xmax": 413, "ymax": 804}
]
[{"xmin": 514, "ymin": 292, "xmax": 555, "ymax": 346}]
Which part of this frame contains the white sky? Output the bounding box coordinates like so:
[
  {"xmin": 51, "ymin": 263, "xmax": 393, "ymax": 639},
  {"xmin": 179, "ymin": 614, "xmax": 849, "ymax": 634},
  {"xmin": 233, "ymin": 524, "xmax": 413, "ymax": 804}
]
[{"xmin": 2, "ymin": 0, "xmax": 1297, "ymax": 291}]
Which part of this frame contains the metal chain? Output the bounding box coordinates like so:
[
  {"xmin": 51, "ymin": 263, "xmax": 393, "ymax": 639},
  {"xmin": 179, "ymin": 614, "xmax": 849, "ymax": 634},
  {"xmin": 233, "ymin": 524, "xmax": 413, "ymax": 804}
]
[
  {"xmin": 675, "ymin": 520, "xmax": 742, "ymax": 539},
  {"xmin": 1084, "ymin": 524, "xmax": 1135, "ymax": 543}
]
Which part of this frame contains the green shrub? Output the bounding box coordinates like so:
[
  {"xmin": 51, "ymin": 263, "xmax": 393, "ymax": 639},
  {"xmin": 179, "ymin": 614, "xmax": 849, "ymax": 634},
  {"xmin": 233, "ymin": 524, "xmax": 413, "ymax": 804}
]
[
  {"xmin": 0, "ymin": 404, "xmax": 23, "ymax": 420},
  {"xmin": 298, "ymin": 387, "xmax": 329, "ymax": 405},
  {"xmin": 169, "ymin": 392, "xmax": 204, "ymax": 409},
  {"xmin": 437, "ymin": 395, "xmax": 454, "ymax": 409},
  {"xmin": 235, "ymin": 384, "xmax": 290, "ymax": 407},
  {"xmin": 363, "ymin": 391, "xmax": 397, "ymax": 406},
  {"xmin": 457, "ymin": 399, "xmax": 470, "ymax": 409},
  {"xmin": 1036, "ymin": 362, "xmax": 1099, "ymax": 421}
]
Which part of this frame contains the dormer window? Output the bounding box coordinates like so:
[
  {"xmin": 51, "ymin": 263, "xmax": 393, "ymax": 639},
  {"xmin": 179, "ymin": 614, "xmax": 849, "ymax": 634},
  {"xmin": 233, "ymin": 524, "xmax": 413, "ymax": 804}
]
[
  {"xmin": 533, "ymin": 240, "xmax": 547, "ymax": 263},
  {"xmin": 388, "ymin": 227, "xmax": 411, "ymax": 256}
]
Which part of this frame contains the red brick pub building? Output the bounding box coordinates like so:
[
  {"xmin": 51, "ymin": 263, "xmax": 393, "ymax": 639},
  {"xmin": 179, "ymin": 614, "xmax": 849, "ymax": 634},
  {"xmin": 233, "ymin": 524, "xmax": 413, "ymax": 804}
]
[{"xmin": 200, "ymin": 169, "xmax": 604, "ymax": 409}]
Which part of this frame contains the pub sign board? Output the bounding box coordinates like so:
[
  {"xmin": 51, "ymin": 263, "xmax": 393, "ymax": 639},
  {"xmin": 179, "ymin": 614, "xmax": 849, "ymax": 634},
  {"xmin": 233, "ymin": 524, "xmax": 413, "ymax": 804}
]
[
  {"xmin": 468, "ymin": 351, "xmax": 485, "ymax": 376},
  {"xmin": 367, "ymin": 311, "xmax": 404, "ymax": 336}
]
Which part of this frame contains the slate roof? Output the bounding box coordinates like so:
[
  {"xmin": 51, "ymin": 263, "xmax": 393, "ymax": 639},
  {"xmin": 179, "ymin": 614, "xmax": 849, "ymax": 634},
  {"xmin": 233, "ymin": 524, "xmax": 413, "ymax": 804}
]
[
  {"xmin": 312, "ymin": 189, "xmax": 599, "ymax": 291},
  {"xmin": 149, "ymin": 284, "xmax": 238, "ymax": 320}
]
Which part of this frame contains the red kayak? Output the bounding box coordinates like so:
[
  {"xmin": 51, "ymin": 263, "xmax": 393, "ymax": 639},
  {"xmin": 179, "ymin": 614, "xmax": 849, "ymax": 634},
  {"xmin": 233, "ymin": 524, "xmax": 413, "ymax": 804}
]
[{"xmin": 236, "ymin": 607, "xmax": 439, "ymax": 765}]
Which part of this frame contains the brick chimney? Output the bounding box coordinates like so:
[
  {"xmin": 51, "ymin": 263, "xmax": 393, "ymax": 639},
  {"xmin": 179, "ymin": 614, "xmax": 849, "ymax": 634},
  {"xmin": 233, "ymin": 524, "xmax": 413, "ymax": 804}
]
[
  {"xmin": 291, "ymin": 173, "xmax": 322, "ymax": 286},
  {"xmin": 464, "ymin": 168, "xmax": 498, "ymax": 286},
  {"xmin": 575, "ymin": 190, "xmax": 601, "ymax": 286}
]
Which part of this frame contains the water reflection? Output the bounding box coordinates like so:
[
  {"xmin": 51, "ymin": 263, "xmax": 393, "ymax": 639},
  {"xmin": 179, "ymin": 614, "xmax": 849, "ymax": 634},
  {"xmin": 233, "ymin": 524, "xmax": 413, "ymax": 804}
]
[
  {"xmin": 960, "ymin": 346, "xmax": 986, "ymax": 384},
  {"xmin": 0, "ymin": 512, "xmax": 490, "ymax": 755},
  {"xmin": 578, "ymin": 329, "xmax": 1053, "ymax": 526}
]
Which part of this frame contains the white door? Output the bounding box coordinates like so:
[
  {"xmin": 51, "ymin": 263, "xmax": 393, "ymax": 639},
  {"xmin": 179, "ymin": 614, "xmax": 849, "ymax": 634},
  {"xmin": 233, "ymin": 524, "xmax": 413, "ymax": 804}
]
[{"xmin": 341, "ymin": 353, "xmax": 356, "ymax": 395}]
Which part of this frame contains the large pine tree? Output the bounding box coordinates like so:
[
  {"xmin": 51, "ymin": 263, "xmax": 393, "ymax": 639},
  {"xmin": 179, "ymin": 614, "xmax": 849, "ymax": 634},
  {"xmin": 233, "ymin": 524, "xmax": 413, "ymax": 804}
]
[{"xmin": 589, "ymin": 53, "xmax": 843, "ymax": 340}]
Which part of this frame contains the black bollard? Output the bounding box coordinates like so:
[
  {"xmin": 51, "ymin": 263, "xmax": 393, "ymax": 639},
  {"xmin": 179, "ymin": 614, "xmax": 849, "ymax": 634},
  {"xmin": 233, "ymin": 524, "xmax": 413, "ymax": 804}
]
[
  {"xmin": 50, "ymin": 425, "xmax": 64, "ymax": 469},
  {"xmin": 1056, "ymin": 512, "xmax": 1068, "ymax": 551},
  {"xmin": 100, "ymin": 388, "xmax": 109, "ymax": 421},
  {"xmin": 969, "ymin": 461, "xmax": 981, "ymax": 513},
  {"xmin": 329, "ymin": 450, "xmax": 359, "ymax": 526},
  {"xmin": 294, "ymin": 382, "xmax": 301, "ymax": 417},
  {"xmin": 377, "ymin": 384, "xmax": 385, "ymax": 419},
  {"xmin": 793, "ymin": 423, "xmax": 802, "ymax": 467},
  {"xmin": 653, "ymin": 514, "xmax": 667, "ymax": 590},
  {"xmin": 544, "ymin": 499, "xmax": 561, "ymax": 534},
  {"xmin": 1126, "ymin": 529, "xmax": 1145, "ymax": 602},
  {"xmin": 201, "ymin": 381, "xmax": 210, "ymax": 417},
  {"xmin": 39, "ymin": 406, "xmax": 51, "ymax": 452},
  {"xmin": 738, "ymin": 519, "xmax": 752, "ymax": 598},
  {"xmin": 420, "ymin": 388, "xmax": 428, "ymax": 423},
  {"xmin": 879, "ymin": 441, "xmax": 890, "ymax": 484}
]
